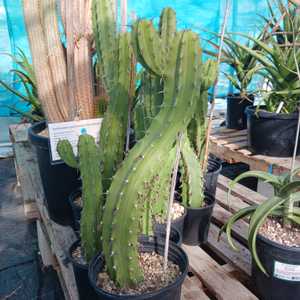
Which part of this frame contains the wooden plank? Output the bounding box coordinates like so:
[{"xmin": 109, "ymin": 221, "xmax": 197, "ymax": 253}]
[
  {"xmin": 182, "ymin": 276, "xmax": 211, "ymax": 300},
  {"xmin": 211, "ymin": 129, "xmax": 247, "ymax": 139},
  {"xmin": 217, "ymin": 175, "xmax": 266, "ymax": 205},
  {"xmin": 10, "ymin": 124, "xmax": 40, "ymax": 220},
  {"xmin": 207, "ymin": 224, "xmax": 251, "ymax": 276},
  {"xmin": 216, "ymin": 188, "xmax": 249, "ymax": 213},
  {"xmin": 212, "ymin": 205, "xmax": 248, "ymax": 246},
  {"xmin": 183, "ymin": 245, "xmax": 258, "ymax": 300}
]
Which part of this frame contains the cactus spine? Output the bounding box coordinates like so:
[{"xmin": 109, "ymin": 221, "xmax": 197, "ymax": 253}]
[
  {"xmin": 92, "ymin": 0, "xmax": 136, "ymax": 192},
  {"xmin": 57, "ymin": 135, "xmax": 103, "ymax": 262},
  {"xmin": 102, "ymin": 8, "xmax": 203, "ymax": 285}
]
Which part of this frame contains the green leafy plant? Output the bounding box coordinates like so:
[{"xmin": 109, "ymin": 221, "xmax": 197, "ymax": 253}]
[
  {"xmin": 0, "ymin": 49, "xmax": 44, "ymax": 122},
  {"xmin": 229, "ymin": 0, "xmax": 300, "ymax": 113},
  {"xmin": 220, "ymin": 169, "xmax": 300, "ymax": 274},
  {"xmin": 206, "ymin": 36, "xmax": 260, "ymax": 98}
]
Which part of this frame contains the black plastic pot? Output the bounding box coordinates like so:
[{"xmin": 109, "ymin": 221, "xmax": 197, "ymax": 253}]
[
  {"xmin": 221, "ymin": 162, "xmax": 258, "ymax": 191},
  {"xmin": 69, "ymin": 188, "xmax": 83, "ymax": 231},
  {"xmin": 246, "ymin": 106, "xmax": 300, "ymax": 157},
  {"xmin": 88, "ymin": 239, "xmax": 188, "ymax": 300},
  {"xmin": 28, "ymin": 121, "xmax": 80, "ymax": 225},
  {"xmin": 182, "ymin": 193, "xmax": 215, "ymax": 246},
  {"xmin": 69, "ymin": 240, "xmax": 98, "ymax": 299},
  {"xmin": 252, "ymin": 234, "xmax": 300, "ymax": 300},
  {"xmin": 204, "ymin": 158, "xmax": 222, "ymax": 197},
  {"xmin": 226, "ymin": 94, "xmax": 254, "ymax": 130},
  {"xmin": 155, "ymin": 203, "xmax": 187, "ymax": 238},
  {"xmin": 145, "ymin": 225, "xmax": 182, "ymax": 246}
]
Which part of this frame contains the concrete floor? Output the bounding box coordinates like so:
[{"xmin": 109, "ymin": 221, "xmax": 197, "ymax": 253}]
[
  {"xmin": 0, "ymin": 117, "xmax": 20, "ymax": 158},
  {"xmin": 0, "ymin": 158, "xmax": 64, "ymax": 300}
]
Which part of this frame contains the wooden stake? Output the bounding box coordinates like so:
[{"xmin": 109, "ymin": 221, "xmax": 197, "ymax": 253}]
[
  {"xmin": 202, "ymin": 0, "xmax": 231, "ymax": 172},
  {"xmin": 163, "ymin": 132, "xmax": 183, "ymax": 271}
]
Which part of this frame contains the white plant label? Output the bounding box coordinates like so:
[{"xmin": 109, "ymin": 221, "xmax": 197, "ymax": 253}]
[
  {"xmin": 274, "ymin": 261, "xmax": 300, "ymax": 281},
  {"xmin": 48, "ymin": 118, "xmax": 102, "ymax": 162}
]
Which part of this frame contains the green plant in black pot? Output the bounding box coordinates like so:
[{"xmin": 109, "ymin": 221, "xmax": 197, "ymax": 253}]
[
  {"xmin": 86, "ymin": 5, "xmax": 206, "ymax": 299},
  {"xmin": 180, "ymin": 60, "xmax": 221, "ymax": 245},
  {"xmin": 0, "ymin": 49, "xmax": 44, "ymax": 122},
  {"xmin": 58, "ymin": 135, "xmax": 103, "ymax": 299},
  {"xmin": 230, "ymin": 0, "xmax": 300, "ymax": 156},
  {"xmin": 221, "ymin": 169, "xmax": 300, "ymax": 300},
  {"xmin": 206, "ymin": 35, "xmax": 260, "ymax": 130}
]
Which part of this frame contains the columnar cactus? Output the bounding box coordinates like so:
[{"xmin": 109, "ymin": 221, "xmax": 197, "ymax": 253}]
[
  {"xmin": 181, "ymin": 59, "xmax": 219, "ymax": 208},
  {"xmin": 102, "ymin": 12, "xmax": 203, "ymax": 286},
  {"xmin": 92, "ymin": 0, "xmax": 136, "ymax": 192},
  {"xmin": 57, "ymin": 135, "xmax": 103, "ymax": 262}
]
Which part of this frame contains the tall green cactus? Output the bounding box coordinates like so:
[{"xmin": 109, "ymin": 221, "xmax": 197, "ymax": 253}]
[
  {"xmin": 181, "ymin": 59, "xmax": 219, "ymax": 208},
  {"xmin": 102, "ymin": 12, "xmax": 203, "ymax": 285},
  {"xmin": 57, "ymin": 135, "xmax": 103, "ymax": 262},
  {"xmin": 92, "ymin": 0, "xmax": 136, "ymax": 192}
]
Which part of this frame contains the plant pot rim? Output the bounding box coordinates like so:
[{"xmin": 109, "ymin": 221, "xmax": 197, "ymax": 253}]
[
  {"xmin": 246, "ymin": 106, "xmax": 299, "ymax": 120},
  {"xmin": 257, "ymin": 233, "xmax": 300, "ymax": 253},
  {"xmin": 88, "ymin": 239, "xmax": 188, "ymax": 299},
  {"xmin": 184, "ymin": 193, "xmax": 215, "ymax": 211},
  {"xmin": 206, "ymin": 158, "xmax": 222, "ymax": 176},
  {"xmin": 28, "ymin": 120, "xmax": 48, "ymax": 142},
  {"xmin": 68, "ymin": 239, "xmax": 88, "ymax": 270},
  {"xmin": 227, "ymin": 93, "xmax": 254, "ymax": 99}
]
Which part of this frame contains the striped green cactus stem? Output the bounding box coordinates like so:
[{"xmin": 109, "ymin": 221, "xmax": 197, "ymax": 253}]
[
  {"xmin": 102, "ymin": 22, "xmax": 203, "ymax": 288},
  {"xmin": 57, "ymin": 135, "xmax": 103, "ymax": 262},
  {"xmin": 92, "ymin": 0, "xmax": 136, "ymax": 192}
]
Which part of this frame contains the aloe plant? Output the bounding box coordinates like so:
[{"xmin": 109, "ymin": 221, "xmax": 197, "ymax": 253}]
[
  {"xmin": 228, "ymin": 0, "xmax": 300, "ymax": 113},
  {"xmin": 205, "ymin": 36, "xmax": 261, "ymax": 98},
  {"xmin": 220, "ymin": 169, "xmax": 300, "ymax": 275},
  {"xmin": 0, "ymin": 48, "xmax": 44, "ymax": 122}
]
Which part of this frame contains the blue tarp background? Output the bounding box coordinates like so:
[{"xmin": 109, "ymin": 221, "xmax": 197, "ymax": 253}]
[{"xmin": 0, "ymin": 0, "xmax": 268, "ymax": 117}]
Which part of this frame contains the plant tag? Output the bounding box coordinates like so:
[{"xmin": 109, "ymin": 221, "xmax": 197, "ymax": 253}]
[
  {"xmin": 48, "ymin": 118, "xmax": 102, "ymax": 162},
  {"xmin": 274, "ymin": 261, "xmax": 300, "ymax": 281}
]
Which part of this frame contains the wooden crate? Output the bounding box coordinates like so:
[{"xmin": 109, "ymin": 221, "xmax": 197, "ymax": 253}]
[
  {"xmin": 11, "ymin": 124, "xmax": 262, "ymax": 299},
  {"xmin": 210, "ymin": 126, "xmax": 300, "ymax": 175}
]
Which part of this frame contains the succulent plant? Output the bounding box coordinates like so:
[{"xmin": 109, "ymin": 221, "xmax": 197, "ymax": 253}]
[
  {"xmin": 221, "ymin": 169, "xmax": 300, "ymax": 274},
  {"xmin": 92, "ymin": 0, "xmax": 136, "ymax": 192},
  {"xmin": 57, "ymin": 135, "xmax": 103, "ymax": 262},
  {"xmin": 101, "ymin": 8, "xmax": 204, "ymax": 285}
]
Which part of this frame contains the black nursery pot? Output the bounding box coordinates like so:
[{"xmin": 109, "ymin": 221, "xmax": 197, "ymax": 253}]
[
  {"xmin": 226, "ymin": 94, "xmax": 254, "ymax": 130},
  {"xmin": 28, "ymin": 121, "xmax": 80, "ymax": 225},
  {"xmin": 182, "ymin": 193, "xmax": 215, "ymax": 246},
  {"xmin": 246, "ymin": 106, "xmax": 300, "ymax": 157},
  {"xmin": 204, "ymin": 158, "xmax": 222, "ymax": 197},
  {"xmin": 69, "ymin": 240, "xmax": 98, "ymax": 299},
  {"xmin": 69, "ymin": 188, "xmax": 83, "ymax": 232},
  {"xmin": 88, "ymin": 239, "xmax": 189, "ymax": 300},
  {"xmin": 155, "ymin": 203, "xmax": 187, "ymax": 238},
  {"xmin": 252, "ymin": 234, "xmax": 300, "ymax": 300},
  {"xmin": 146, "ymin": 225, "xmax": 182, "ymax": 246}
]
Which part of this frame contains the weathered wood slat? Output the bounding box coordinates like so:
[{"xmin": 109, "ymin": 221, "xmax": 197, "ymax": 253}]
[
  {"xmin": 209, "ymin": 127, "xmax": 300, "ymax": 174},
  {"xmin": 182, "ymin": 276, "xmax": 211, "ymax": 300},
  {"xmin": 183, "ymin": 245, "xmax": 258, "ymax": 300},
  {"xmin": 217, "ymin": 175, "xmax": 266, "ymax": 205}
]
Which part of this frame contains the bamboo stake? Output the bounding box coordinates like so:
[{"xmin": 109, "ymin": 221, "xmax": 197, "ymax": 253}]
[
  {"xmin": 202, "ymin": 0, "xmax": 231, "ymax": 172},
  {"xmin": 23, "ymin": 0, "xmax": 64, "ymax": 122},
  {"xmin": 163, "ymin": 132, "xmax": 183, "ymax": 271}
]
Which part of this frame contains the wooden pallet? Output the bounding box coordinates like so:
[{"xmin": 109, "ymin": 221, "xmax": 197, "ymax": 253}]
[
  {"xmin": 11, "ymin": 123, "xmax": 261, "ymax": 300},
  {"xmin": 209, "ymin": 125, "xmax": 300, "ymax": 175},
  {"xmin": 181, "ymin": 175, "xmax": 262, "ymax": 300}
]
